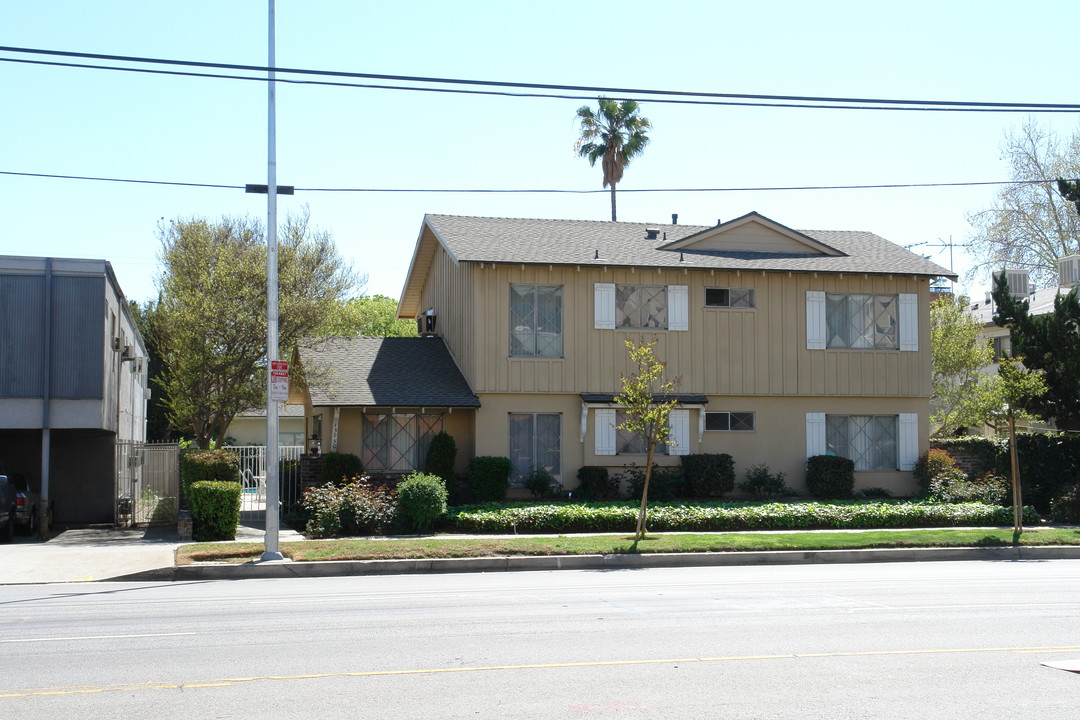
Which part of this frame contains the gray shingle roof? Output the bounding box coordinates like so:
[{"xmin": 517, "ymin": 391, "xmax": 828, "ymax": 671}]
[
  {"xmin": 298, "ymin": 337, "xmax": 479, "ymax": 408},
  {"xmin": 425, "ymin": 212, "xmax": 955, "ymax": 278}
]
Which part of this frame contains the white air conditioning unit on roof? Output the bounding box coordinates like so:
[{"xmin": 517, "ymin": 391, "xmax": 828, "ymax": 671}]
[
  {"xmin": 1059, "ymin": 255, "xmax": 1080, "ymax": 288},
  {"xmin": 1005, "ymin": 269, "xmax": 1030, "ymax": 299}
]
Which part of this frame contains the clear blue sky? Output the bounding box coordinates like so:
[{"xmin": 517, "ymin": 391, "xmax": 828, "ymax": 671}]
[{"xmin": 3, "ymin": 0, "xmax": 1079, "ymax": 304}]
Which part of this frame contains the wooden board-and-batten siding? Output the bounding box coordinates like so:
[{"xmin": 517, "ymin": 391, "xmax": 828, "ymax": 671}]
[{"xmin": 472, "ymin": 263, "xmax": 929, "ymax": 398}]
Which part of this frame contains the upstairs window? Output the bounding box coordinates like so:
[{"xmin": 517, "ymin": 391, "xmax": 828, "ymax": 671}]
[
  {"xmin": 705, "ymin": 288, "xmax": 755, "ymax": 309},
  {"xmin": 617, "ymin": 285, "xmax": 667, "ymax": 329},
  {"xmin": 510, "ymin": 284, "xmax": 563, "ymax": 358},
  {"xmin": 826, "ymin": 294, "xmax": 898, "ymax": 349}
]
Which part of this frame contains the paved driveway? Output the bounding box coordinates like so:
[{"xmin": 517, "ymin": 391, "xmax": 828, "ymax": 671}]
[{"xmin": 0, "ymin": 523, "xmax": 302, "ymax": 584}]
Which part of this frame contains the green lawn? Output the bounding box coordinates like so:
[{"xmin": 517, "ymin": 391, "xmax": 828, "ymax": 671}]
[{"xmin": 176, "ymin": 527, "xmax": 1080, "ymax": 565}]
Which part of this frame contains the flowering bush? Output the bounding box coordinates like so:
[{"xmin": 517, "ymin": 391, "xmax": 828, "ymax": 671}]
[{"xmin": 300, "ymin": 476, "xmax": 397, "ymax": 538}]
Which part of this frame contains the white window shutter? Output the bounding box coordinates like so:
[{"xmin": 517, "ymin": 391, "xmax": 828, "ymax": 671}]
[
  {"xmin": 806, "ymin": 412, "xmax": 826, "ymax": 458},
  {"xmin": 898, "ymin": 413, "xmax": 919, "ymax": 471},
  {"xmin": 806, "ymin": 291, "xmax": 826, "ymax": 350},
  {"xmin": 668, "ymin": 285, "xmax": 689, "ymax": 331},
  {"xmin": 595, "ymin": 408, "xmax": 616, "ymax": 455},
  {"xmin": 899, "ymin": 293, "xmax": 918, "ymax": 351},
  {"xmin": 668, "ymin": 408, "xmax": 690, "ymax": 455},
  {"xmin": 594, "ymin": 283, "xmax": 616, "ymax": 329}
]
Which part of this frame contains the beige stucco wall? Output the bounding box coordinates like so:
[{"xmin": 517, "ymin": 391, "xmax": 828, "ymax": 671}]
[
  {"xmin": 476, "ymin": 392, "xmax": 928, "ymax": 496},
  {"xmin": 225, "ymin": 416, "xmax": 306, "ymax": 446}
]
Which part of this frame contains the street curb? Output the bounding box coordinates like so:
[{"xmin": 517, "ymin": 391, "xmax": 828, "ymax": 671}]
[{"xmin": 114, "ymin": 545, "xmax": 1080, "ymax": 582}]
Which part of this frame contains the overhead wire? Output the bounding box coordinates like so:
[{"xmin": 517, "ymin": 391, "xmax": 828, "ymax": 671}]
[
  {"xmin": 0, "ymin": 170, "xmax": 1059, "ymax": 194},
  {"xmin": 3, "ymin": 45, "xmax": 1080, "ymax": 112}
]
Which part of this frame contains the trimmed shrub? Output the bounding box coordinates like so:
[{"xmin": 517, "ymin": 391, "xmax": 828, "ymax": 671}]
[
  {"xmin": 739, "ymin": 464, "xmax": 791, "ymax": 499},
  {"xmin": 576, "ymin": 466, "xmax": 617, "ymax": 501},
  {"xmin": 187, "ymin": 480, "xmax": 241, "ymax": 542},
  {"xmin": 181, "ymin": 449, "xmax": 239, "ymax": 497},
  {"xmin": 1050, "ymin": 485, "xmax": 1080, "ymax": 524},
  {"xmin": 424, "ymin": 431, "xmax": 458, "ymax": 484},
  {"xmin": 681, "ymin": 454, "xmax": 735, "ymax": 498},
  {"xmin": 857, "ymin": 487, "xmax": 895, "ymax": 499},
  {"xmin": 300, "ymin": 478, "xmax": 397, "ymax": 538},
  {"xmin": 627, "ymin": 466, "xmax": 684, "ymax": 502},
  {"xmin": 806, "ymin": 455, "xmax": 855, "ymax": 499},
  {"xmin": 928, "ymin": 469, "xmax": 1009, "ymax": 506},
  {"xmin": 468, "ymin": 456, "xmax": 512, "ymax": 503},
  {"xmin": 913, "ymin": 448, "xmax": 958, "ymax": 497},
  {"xmin": 445, "ymin": 500, "xmax": 1041, "ymax": 534},
  {"xmin": 524, "ymin": 468, "xmax": 559, "ymax": 499},
  {"xmin": 320, "ymin": 452, "xmax": 363, "ymax": 485},
  {"xmin": 397, "ymin": 472, "xmax": 449, "ymax": 532}
]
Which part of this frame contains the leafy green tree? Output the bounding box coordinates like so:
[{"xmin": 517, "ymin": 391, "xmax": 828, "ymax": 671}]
[
  {"xmin": 990, "ymin": 355, "xmax": 1047, "ymax": 537},
  {"xmin": 992, "ymin": 270, "xmax": 1080, "ymax": 430},
  {"xmin": 318, "ymin": 294, "xmax": 417, "ymax": 337},
  {"xmin": 929, "ymin": 295, "xmax": 1001, "ymax": 435},
  {"xmin": 1058, "ymin": 177, "xmax": 1080, "ymax": 214},
  {"xmin": 614, "ymin": 339, "xmax": 679, "ymax": 541},
  {"xmin": 575, "ymin": 98, "xmax": 651, "ymax": 221},
  {"xmin": 155, "ymin": 211, "xmax": 355, "ymax": 448},
  {"xmin": 967, "ymin": 119, "xmax": 1080, "ymax": 288}
]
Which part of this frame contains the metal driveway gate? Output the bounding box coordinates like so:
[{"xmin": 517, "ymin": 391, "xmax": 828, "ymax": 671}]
[
  {"xmin": 115, "ymin": 441, "xmax": 180, "ymax": 527},
  {"xmin": 234, "ymin": 445, "xmax": 304, "ymax": 522}
]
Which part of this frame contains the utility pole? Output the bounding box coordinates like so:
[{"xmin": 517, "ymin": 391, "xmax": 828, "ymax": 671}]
[{"xmin": 261, "ymin": 0, "xmax": 284, "ymax": 562}]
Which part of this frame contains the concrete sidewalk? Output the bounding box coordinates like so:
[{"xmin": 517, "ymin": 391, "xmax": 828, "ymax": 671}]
[
  {"xmin": 3, "ymin": 524, "xmax": 1080, "ymax": 585},
  {"xmin": 0, "ymin": 522, "xmax": 303, "ymax": 585}
]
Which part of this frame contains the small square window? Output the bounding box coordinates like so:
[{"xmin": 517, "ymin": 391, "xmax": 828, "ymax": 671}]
[
  {"xmin": 706, "ymin": 287, "xmax": 755, "ymax": 308},
  {"xmin": 705, "ymin": 412, "xmax": 755, "ymax": 432}
]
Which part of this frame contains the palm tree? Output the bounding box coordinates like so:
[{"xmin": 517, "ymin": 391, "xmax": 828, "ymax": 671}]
[{"xmin": 575, "ymin": 98, "xmax": 651, "ymax": 221}]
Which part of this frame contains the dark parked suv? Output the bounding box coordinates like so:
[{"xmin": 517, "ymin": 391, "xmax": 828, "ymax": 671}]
[
  {"xmin": 10, "ymin": 474, "xmax": 42, "ymax": 536},
  {"xmin": 0, "ymin": 474, "xmax": 15, "ymax": 543}
]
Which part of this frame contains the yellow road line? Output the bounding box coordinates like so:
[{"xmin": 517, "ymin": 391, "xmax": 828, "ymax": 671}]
[{"xmin": 2, "ymin": 645, "xmax": 1076, "ymax": 700}]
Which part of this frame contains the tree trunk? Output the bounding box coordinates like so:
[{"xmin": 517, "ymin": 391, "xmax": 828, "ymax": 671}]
[
  {"xmin": 1009, "ymin": 415, "xmax": 1023, "ymax": 538},
  {"xmin": 610, "ymin": 185, "xmax": 617, "ymax": 221},
  {"xmin": 635, "ymin": 444, "xmax": 656, "ymax": 541}
]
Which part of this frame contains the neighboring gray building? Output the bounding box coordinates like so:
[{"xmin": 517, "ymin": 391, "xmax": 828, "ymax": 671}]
[{"xmin": 0, "ymin": 256, "xmax": 148, "ymax": 524}]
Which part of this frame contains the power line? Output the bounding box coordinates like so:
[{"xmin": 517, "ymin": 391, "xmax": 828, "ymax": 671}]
[
  {"xmin": 3, "ymin": 45, "xmax": 1080, "ymax": 113},
  {"xmin": 0, "ymin": 170, "xmax": 1053, "ymax": 194}
]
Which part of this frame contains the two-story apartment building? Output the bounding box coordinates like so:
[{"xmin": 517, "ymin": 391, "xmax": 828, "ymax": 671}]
[
  {"xmin": 0, "ymin": 256, "xmax": 149, "ymax": 525},
  {"xmin": 297, "ymin": 212, "xmax": 953, "ymax": 495}
]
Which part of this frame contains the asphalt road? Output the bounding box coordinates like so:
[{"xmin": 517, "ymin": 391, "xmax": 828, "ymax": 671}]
[{"xmin": 1, "ymin": 560, "xmax": 1078, "ymax": 718}]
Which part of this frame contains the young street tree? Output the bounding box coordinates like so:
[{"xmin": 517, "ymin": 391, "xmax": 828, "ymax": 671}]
[
  {"xmin": 575, "ymin": 98, "xmax": 651, "ymax": 221},
  {"xmin": 967, "ymin": 119, "xmax": 1080, "ymax": 288},
  {"xmin": 990, "ymin": 355, "xmax": 1047, "ymax": 538},
  {"xmin": 614, "ymin": 339, "xmax": 679, "ymax": 542},
  {"xmin": 155, "ymin": 212, "xmax": 356, "ymax": 447},
  {"xmin": 992, "ymin": 271, "xmax": 1080, "ymax": 430},
  {"xmin": 929, "ymin": 295, "xmax": 1001, "ymax": 435}
]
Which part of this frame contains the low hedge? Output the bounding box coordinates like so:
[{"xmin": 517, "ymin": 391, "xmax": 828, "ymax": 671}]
[
  {"xmin": 187, "ymin": 480, "xmax": 241, "ymax": 542},
  {"xmin": 444, "ymin": 500, "xmax": 1039, "ymax": 535}
]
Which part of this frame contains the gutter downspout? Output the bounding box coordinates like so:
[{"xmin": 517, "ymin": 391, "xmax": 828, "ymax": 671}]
[{"xmin": 40, "ymin": 259, "xmax": 52, "ymax": 539}]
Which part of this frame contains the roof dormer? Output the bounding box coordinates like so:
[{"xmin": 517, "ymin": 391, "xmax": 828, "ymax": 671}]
[{"xmin": 659, "ymin": 211, "xmax": 845, "ymax": 257}]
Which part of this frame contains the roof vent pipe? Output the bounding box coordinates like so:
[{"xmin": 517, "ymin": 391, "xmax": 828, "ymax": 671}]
[{"xmin": 671, "ymin": 213, "xmax": 678, "ymax": 225}]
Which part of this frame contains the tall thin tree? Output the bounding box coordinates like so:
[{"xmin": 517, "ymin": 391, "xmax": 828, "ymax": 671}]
[{"xmin": 575, "ymin": 98, "xmax": 651, "ymax": 221}]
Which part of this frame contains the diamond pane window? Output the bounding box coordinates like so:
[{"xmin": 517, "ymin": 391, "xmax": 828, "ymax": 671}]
[
  {"xmin": 826, "ymin": 415, "xmax": 897, "ymax": 471},
  {"xmin": 508, "ymin": 413, "xmax": 561, "ymax": 486},
  {"xmin": 362, "ymin": 414, "xmax": 442, "ymax": 472},
  {"xmin": 826, "ymin": 294, "xmax": 898, "ymax": 349},
  {"xmin": 616, "ymin": 285, "xmax": 667, "ymax": 329},
  {"xmin": 615, "ymin": 410, "xmax": 667, "ymax": 454},
  {"xmin": 510, "ymin": 285, "xmax": 563, "ymax": 357}
]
